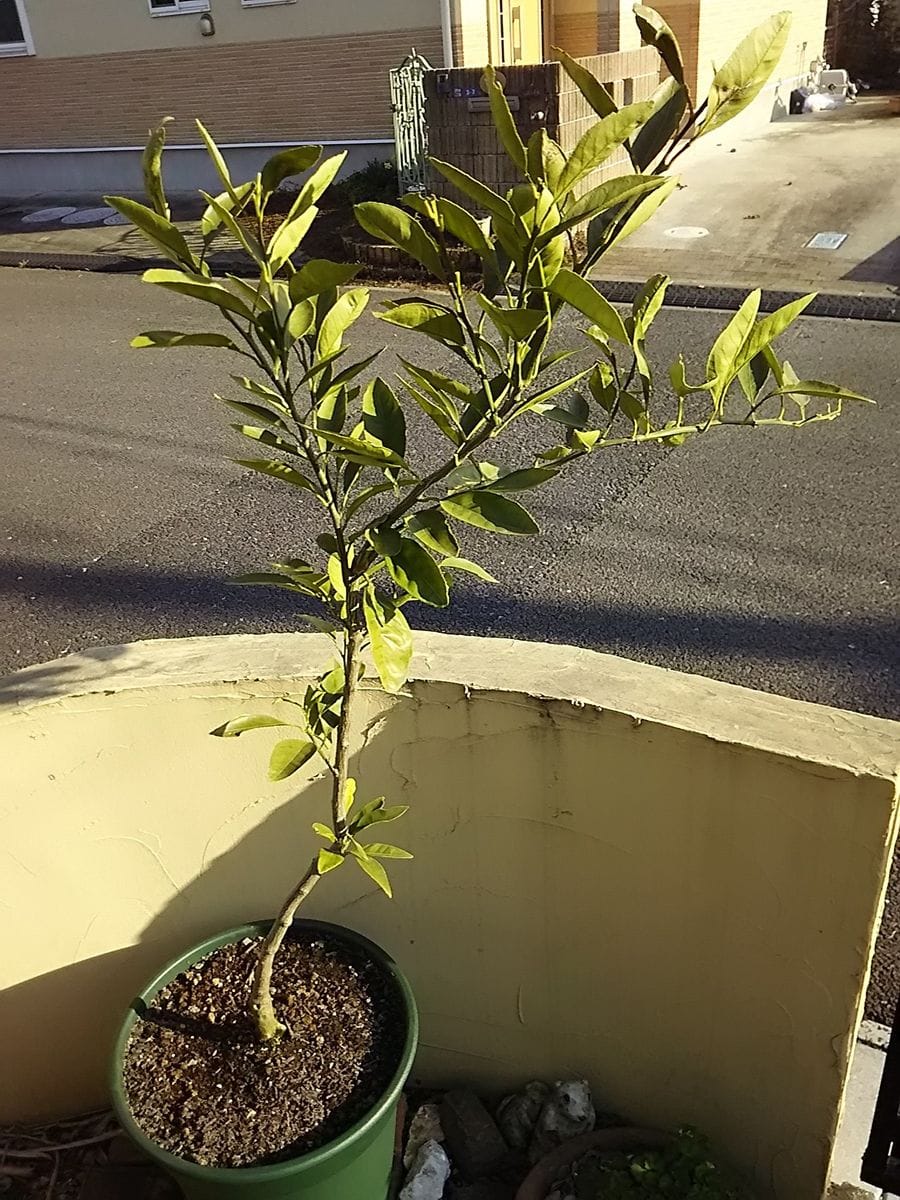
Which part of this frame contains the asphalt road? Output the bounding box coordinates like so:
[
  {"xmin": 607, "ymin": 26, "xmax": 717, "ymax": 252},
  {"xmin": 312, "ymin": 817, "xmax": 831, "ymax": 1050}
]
[{"xmin": 1, "ymin": 267, "xmax": 898, "ymax": 1017}]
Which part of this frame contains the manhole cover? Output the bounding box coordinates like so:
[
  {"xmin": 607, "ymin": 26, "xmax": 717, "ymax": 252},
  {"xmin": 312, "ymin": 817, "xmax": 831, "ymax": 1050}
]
[
  {"xmin": 61, "ymin": 207, "xmax": 115, "ymax": 226},
  {"xmin": 103, "ymin": 212, "xmax": 130, "ymax": 226},
  {"xmin": 665, "ymin": 226, "xmax": 710, "ymax": 239},
  {"xmin": 21, "ymin": 206, "xmax": 78, "ymax": 224},
  {"xmin": 806, "ymin": 231, "xmax": 848, "ymax": 250}
]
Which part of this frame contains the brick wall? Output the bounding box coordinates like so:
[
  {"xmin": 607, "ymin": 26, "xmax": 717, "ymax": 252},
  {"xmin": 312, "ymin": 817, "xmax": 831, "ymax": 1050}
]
[
  {"xmin": 0, "ymin": 26, "xmax": 444, "ymax": 150},
  {"xmin": 424, "ymin": 46, "xmax": 660, "ymax": 207}
]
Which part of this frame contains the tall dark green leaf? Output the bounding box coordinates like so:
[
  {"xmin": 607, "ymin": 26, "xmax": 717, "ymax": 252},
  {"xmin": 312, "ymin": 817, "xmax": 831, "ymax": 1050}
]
[
  {"xmin": 386, "ymin": 538, "xmax": 450, "ymax": 607},
  {"xmin": 549, "ymin": 271, "xmax": 629, "ymax": 344},
  {"xmin": 483, "ymin": 64, "xmax": 527, "ymax": 173},
  {"xmin": 630, "ymin": 78, "xmax": 688, "ymax": 170},
  {"xmin": 555, "ymin": 48, "xmax": 618, "ymax": 117},
  {"xmin": 441, "ymin": 491, "xmax": 538, "ymax": 535},
  {"xmin": 633, "ymin": 5, "xmax": 686, "ymax": 85},
  {"xmin": 142, "ymin": 116, "xmax": 174, "ymax": 219},
  {"xmin": 268, "ymin": 738, "xmax": 316, "ymax": 781},
  {"xmin": 104, "ymin": 196, "xmax": 193, "ymax": 266},
  {"xmin": 429, "ymin": 158, "xmax": 517, "ymax": 223},
  {"xmin": 261, "ymin": 145, "xmax": 322, "ymax": 197},
  {"xmin": 363, "ymin": 379, "xmax": 406, "ymax": 457},
  {"xmin": 355, "ymin": 203, "xmax": 445, "ymax": 278},
  {"xmin": 290, "ymin": 259, "xmax": 362, "ymax": 302},
  {"xmin": 556, "ymin": 103, "xmax": 655, "ymax": 196}
]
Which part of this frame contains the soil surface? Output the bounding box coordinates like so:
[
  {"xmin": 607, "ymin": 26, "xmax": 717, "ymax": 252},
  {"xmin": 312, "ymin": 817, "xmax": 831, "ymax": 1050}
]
[{"xmin": 122, "ymin": 931, "xmax": 405, "ymax": 1168}]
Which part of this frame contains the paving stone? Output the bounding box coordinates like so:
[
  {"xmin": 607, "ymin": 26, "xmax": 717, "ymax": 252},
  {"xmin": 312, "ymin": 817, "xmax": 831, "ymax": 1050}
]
[{"xmin": 440, "ymin": 1090, "xmax": 509, "ymax": 1181}]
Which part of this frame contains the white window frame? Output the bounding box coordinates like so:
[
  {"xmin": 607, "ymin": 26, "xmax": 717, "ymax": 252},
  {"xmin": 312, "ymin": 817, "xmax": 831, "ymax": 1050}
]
[
  {"xmin": 0, "ymin": 0, "xmax": 35, "ymax": 57},
  {"xmin": 148, "ymin": 0, "xmax": 210, "ymax": 16}
]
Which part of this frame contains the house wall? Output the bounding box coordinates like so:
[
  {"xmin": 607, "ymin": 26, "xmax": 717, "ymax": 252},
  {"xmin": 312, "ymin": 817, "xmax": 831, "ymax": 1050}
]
[
  {"xmin": 652, "ymin": 0, "xmax": 827, "ymax": 128},
  {"xmin": 553, "ymin": 0, "xmax": 642, "ymax": 59},
  {"xmin": 0, "ymin": 0, "xmax": 445, "ymax": 195},
  {"xmin": 451, "ymin": 0, "xmax": 491, "ymax": 66},
  {"xmin": 1, "ymin": 632, "xmax": 898, "ymax": 1200}
]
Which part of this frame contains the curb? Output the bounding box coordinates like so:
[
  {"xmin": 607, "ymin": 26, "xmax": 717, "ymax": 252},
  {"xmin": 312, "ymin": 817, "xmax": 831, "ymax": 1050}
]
[{"xmin": 1, "ymin": 248, "xmax": 897, "ymax": 322}]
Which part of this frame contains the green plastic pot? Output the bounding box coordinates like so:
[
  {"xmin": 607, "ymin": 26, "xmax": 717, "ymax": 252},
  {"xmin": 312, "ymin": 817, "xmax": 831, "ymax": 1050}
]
[{"xmin": 111, "ymin": 919, "xmax": 418, "ymax": 1200}]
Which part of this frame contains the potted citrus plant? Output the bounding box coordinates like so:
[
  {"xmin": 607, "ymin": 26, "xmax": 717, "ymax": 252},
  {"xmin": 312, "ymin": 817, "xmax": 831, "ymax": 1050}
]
[{"xmin": 104, "ymin": 9, "xmax": 868, "ymax": 1198}]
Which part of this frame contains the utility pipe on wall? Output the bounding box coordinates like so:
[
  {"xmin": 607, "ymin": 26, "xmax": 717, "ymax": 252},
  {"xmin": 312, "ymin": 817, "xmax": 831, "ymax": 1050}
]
[{"xmin": 440, "ymin": 0, "xmax": 455, "ymax": 67}]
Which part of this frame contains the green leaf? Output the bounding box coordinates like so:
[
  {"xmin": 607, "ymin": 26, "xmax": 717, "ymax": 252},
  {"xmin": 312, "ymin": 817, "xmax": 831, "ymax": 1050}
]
[
  {"xmin": 231, "ymin": 572, "xmax": 319, "ymax": 595},
  {"xmin": 735, "ymin": 293, "xmax": 817, "ymax": 372},
  {"xmin": 441, "ymin": 491, "xmax": 538, "ymax": 535},
  {"xmin": 268, "ymin": 206, "xmax": 319, "ymax": 275},
  {"xmin": 632, "ymin": 273, "xmax": 670, "ymax": 334},
  {"xmin": 550, "ymin": 270, "xmax": 629, "ymax": 343},
  {"xmin": 766, "ymin": 381, "xmax": 872, "ymax": 403},
  {"xmin": 261, "ymin": 145, "xmax": 322, "ymax": 196},
  {"xmin": 405, "ymin": 194, "xmax": 495, "ymax": 261},
  {"xmin": 538, "ymin": 392, "xmax": 590, "ymax": 427},
  {"xmin": 312, "ymin": 822, "xmax": 336, "ymax": 842},
  {"xmin": 707, "ymin": 290, "xmax": 761, "ymax": 397},
  {"xmin": 589, "ymin": 364, "xmax": 617, "ymax": 410},
  {"xmin": 429, "ymin": 158, "xmax": 517, "ymax": 223},
  {"xmin": 221, "ymin": 396, "xmax": 288, "ymax": 429},
  {"xmin": 200, "ymin": 180, "xmax": 254, "ymax": 238},
  {"xmin": 286, "ymin": 298, "xmax": 316, "ymax": 343},
  {"xmin": 386, "ymin": 538, "xmax": 450, "ymax": 607},
  {"xmin": 483, "ymin": 64, "xmax": 527, "ymax": 173},
  {"xmin": 362, "ymin": 843, "xmax": 414, "ymax": 860},
  {"xmin": 440, "ymin": 557, "xmax": 498, "ymax": 582},
  {"xmin": 142, "ymin": 116, "xmax": 173, "ymax": 219},
  {"xmin": 556, "ymin": 103, "xmax": 654, "ymax": 196},
  {"xmin": 364, "ymin": 591, "xmax": 413, "ymax": 694},
  {"xmin": 350, "ymin": 798, "xmax": 410, "ymax": 831},
  {"xmin": 355, "ymin": 202, "xmax": 445, "ymax": 278},
  {"xmin": 593, "ymin": 175, "xmax": 678, "ymax": 254},
  {"xmin": 290, "ymin": 151, "xmax": 347, "ymax": 213},
  {"xmin": 406, "ymin": 509, "xmax": 459, "ymax": 557},
  {"xmin": 633, "ymin": 5, "xmax": 686, "ymax": 85},
  {"xmin": 268, "ymin": 738, "xmax": 316, "ymax": 781},
  {"xmin": 143, "ymin": 269, "xmax": 255, "ymax": 319},
  {"xmin": 353, "ymin": 853, "xmax": 393, "ymax": 897},
  {"xmin": 377, "ymin": 302, "xmax": 465, "ymax": 346},
  {"xmin": 701, "ymin": 12, "xmax": 792, "ymax": 134},
  {"xmin": 526, "ymin": 128, "xmax": 568, "ymax": 192},
  {"xmin": 398, "ymin": 358, "xmax": 472, "ymax": 404},
  {"xmin": 487, "ymin": 467, "xmax": 559, "ymax": 492},
  {"xmin": 289, "ymin": 258, "xmax": 362, "ymax": 303},
  {"xmin": 631, "ymin": 78, "xmax": 688, "ymax": 170},
  {"xmin": 200, "ymin": 191, "xmax": 265, "ymax": 264},
  {"xmin": 545, "ymin": 175, "xmax": 665, "ymax": 242},
  {"xmin": 235, "ymin": 459, "xmax": 315, "ymax": 492},
  {"xmin": 555, "ymin": 48, "xmax": 618, "ymax": 117},
  {"xmin": 476, "ymin": 295, "xmax": 547, "ymax": 342},
  {"xmin": 104, "ymin": 195, "xmax": 193, "ymax": 266},
  {"xmin": 232, "ymin": 425, "xmax": 302, "ymax": 456},
  {"xmin": 317, "ymin": 848, "xmax": 344, "ymax": 874},
  {"xmin": 316, "ymin": 287, "xmax": 370, "ymax": 358},
  {"xmin": 211, "ymin": 714, "xmax": 292, "ymax": 737},
  {"xmin": 362, "ymin": 379, "xmax": 406, "ymax": 457},
  {"xmin": 195, "ymin": 118, "xmax": 236, "ymax": 199},
  {"xmin": 311, "ymin": 428, "xmax": 407, "ymax": 469},
  {"xmin": 131, "ymin": 330, "xmax": 240, "ymax": 350}
]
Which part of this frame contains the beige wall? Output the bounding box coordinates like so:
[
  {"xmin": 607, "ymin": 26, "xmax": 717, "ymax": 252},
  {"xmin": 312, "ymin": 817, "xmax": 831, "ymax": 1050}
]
[
  {"xmin": 452, "ymin": 0, "xmax": 491, "ymax": 66},
  {"xmin": 22, "ymin": 0, "xmax": 441, "ymax": 58},
  {"xmin": 2, "ymin": 632, "xmax": 898, "ymax": 1200}
]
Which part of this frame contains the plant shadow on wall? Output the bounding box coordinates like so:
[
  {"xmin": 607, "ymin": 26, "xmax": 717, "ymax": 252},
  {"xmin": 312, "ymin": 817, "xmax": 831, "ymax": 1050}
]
[{"xmin": 69, "ymin": 1, "xmax": 873, "ymax": 1183}]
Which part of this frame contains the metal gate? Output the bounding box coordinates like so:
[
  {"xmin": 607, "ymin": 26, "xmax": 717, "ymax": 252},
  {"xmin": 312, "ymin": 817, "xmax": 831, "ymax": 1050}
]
[
  {"xmin": 390, "ymin": 49, "xmax": 433, "ymax": 196},
  {"xmin": 862, "ymin": 994, "xmax": 900, "ymax": 1193}
]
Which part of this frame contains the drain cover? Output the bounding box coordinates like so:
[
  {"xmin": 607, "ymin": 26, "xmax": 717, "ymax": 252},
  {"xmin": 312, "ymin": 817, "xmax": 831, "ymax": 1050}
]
[
  {"xmin": 806, "ymin": 231, "xmax": 848, "ymax": 250},
  {"xmin": 21, "ymin": 206, "xmax": 78, "ymax": 224},
  {"xmin": 665, "ymin": 226, "xmax": 710, "ymax": 239},
  {"xmin": 103, "ymin": 212, "xmax": 130, "ymax": 226},
  {"xmin": 61, "ymin": 207, "xmax": 115, "ymax": 226}
]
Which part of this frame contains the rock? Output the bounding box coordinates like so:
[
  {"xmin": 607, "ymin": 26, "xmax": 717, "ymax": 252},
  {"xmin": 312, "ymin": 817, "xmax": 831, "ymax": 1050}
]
[
  {"xmin": 529, "ymin": 1080, "xmax": 596, "ymax": 1163},
  {"xmin": 496, "ymin": 1081, "xmax": 550, "ymax": 1150},
  {"xmin": 441, "ymin": 1090, "xmax": 510, "ymax": 1180},
  {"xmin": 404, "ymin": 1102, "xmax": 445, "ymax": 1169},
  {"xmin": 400, "ymin": 1138, "xmax": 451, "ymax": 1200}
]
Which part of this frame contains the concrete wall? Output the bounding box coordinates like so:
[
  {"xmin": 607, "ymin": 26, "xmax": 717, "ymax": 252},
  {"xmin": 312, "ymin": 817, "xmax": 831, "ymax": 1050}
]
[{"xmin": 1, "ymin": 632, "xmax": 897, "ymax": 1200}]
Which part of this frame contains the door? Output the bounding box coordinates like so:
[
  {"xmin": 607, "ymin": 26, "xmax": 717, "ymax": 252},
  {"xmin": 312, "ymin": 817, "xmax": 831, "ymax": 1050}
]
[{"xmin": 490, "ymin": 0, "xmax": 544, "ymax": 64}]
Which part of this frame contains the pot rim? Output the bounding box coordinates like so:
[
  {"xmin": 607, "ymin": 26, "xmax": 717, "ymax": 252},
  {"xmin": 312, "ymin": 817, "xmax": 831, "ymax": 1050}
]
[{"xmin": 110, "ymin": 918, "xmax": 418, "ymax": 1181}]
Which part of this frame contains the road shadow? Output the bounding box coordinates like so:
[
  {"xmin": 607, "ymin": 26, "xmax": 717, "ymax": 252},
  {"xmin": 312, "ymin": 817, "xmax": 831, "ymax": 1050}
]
[
  {"xmin": 0, "ymin": 643, "xmax": 131, "ymax": 706},
  {"xmin": 843, "ymin": 235, "xmax": 900, "ymax": 292}
]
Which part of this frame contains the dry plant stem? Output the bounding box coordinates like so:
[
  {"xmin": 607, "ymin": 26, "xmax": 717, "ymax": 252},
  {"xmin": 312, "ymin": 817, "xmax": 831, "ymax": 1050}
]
[{"xmin": 250, "ymin": 627, "xmax": 362, "ymax": 1041}]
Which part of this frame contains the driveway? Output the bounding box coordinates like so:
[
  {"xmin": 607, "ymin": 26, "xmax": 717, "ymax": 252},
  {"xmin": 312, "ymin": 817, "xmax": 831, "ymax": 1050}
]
[{"xmin": 597, "ymin": 95, "xmax": 900, "ymax": 298}]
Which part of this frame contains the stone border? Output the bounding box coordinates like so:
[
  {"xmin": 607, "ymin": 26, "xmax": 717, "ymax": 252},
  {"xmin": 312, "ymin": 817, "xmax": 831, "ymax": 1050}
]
[{"xmin": 1, "ymin": 247, "xmax": 896, "ymax": 322}]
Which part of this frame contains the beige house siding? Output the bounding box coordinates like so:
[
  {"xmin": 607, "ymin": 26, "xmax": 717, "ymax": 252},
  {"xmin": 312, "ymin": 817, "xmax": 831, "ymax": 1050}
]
[
  {"xmin": 451, "ymin": 0, "xmax": 491, "ymax": 66},
  {"xmin": 0, "ymin": 25, "xmax": 444, "ymax": 151},
  {"xmin": 20, "ymin": 0, "xmax": 442, "ymax": 58}
]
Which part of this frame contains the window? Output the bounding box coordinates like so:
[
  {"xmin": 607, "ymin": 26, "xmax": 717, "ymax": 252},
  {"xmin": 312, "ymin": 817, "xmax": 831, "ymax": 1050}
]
[
  {"xmin": 0, "ymin": 0, "xmax": 33, "ymax": 56},
  {"xmin": 148, "ymin": 0, "xmax": 210, "ymax": 15},
  {"xmin": 241, "ymin": 0, "xmax": 297, "ymax": 6}
]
